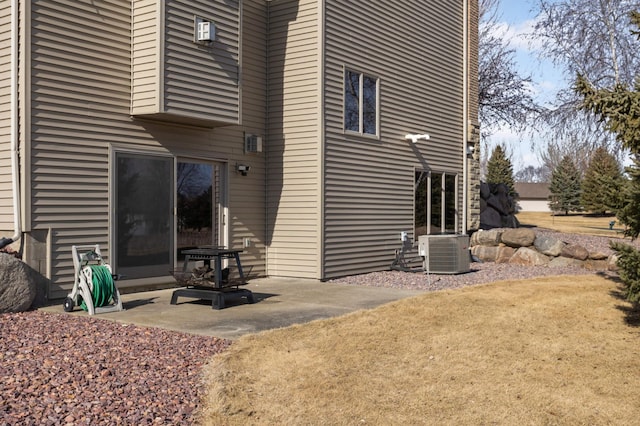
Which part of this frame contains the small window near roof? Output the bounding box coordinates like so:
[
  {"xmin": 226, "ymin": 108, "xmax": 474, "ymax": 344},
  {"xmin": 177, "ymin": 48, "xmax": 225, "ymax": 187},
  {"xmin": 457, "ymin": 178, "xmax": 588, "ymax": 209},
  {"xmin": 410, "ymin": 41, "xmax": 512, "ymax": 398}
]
[{"xmin": 344, "ymin": 70, "xmax": 379, "ymax": 136}]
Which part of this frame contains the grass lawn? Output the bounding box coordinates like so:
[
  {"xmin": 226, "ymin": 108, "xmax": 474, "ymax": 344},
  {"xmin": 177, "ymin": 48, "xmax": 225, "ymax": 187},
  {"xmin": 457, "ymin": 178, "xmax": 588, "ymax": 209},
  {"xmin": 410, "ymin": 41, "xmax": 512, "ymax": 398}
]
[
  {"xmin": 198, "ymin": 213, "xmax": 640, "ymax": 425},
  {"xmin": 516, "ymin": 211, "xmax": 625, "ymax": 237}
]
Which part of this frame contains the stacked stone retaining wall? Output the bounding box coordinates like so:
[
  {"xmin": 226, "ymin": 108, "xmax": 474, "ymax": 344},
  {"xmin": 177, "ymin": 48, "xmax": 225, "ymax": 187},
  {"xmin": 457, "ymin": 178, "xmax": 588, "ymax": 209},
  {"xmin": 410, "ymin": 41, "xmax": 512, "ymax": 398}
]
[{"xmin": 470, "ymin": 228, "xmax": 618, "ymax": 271}]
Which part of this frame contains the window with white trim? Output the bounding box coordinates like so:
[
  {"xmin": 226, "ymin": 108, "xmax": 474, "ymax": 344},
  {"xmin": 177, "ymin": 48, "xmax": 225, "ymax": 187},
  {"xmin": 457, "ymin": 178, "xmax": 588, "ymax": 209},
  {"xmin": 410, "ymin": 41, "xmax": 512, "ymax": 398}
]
[
  {"xmin": 415, "ymin": 171, "xmax": 458, "ymax": 237},
  {"xmin": 344, "ymin": 69, "xmax": 379, "ymax": 136}
]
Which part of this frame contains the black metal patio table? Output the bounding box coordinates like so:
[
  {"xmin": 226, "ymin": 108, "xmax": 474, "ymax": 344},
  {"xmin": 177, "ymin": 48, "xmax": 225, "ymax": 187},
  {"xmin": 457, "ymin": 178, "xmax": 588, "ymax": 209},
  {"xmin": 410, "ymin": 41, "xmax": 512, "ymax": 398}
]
[{"xmin": 170, "ymin": 247, "xmax": 254, "ymax": 309}]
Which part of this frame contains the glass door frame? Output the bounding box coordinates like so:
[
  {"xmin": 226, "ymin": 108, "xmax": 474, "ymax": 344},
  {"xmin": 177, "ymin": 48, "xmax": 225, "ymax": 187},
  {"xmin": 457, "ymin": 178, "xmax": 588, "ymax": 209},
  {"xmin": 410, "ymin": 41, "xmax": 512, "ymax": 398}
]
[
  {"xmin": 111, "ymin": 149, "xmax": 175, "ymax": 280},
  {"xmin": 175, "ymin": 157, "xmax": 229, "ymax": 258},
  {"xmin": 415, "ymin": 169, "xmax": 460, "ymax": 237},
  {"xmin": 110, "ymin": 148, "xmax": 229, "ymax": 281}
]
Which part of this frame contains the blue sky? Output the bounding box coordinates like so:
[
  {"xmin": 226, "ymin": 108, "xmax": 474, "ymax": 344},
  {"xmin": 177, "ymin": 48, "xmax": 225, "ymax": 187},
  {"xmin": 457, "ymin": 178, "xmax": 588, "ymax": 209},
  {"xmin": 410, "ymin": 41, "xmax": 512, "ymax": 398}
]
[
  {"xmin": 499, "ymin": 0, "xmax": 565, "ymax": 98},
  {"xmin": 486, "ymin": 0, "xmax": 566, "ymax": 170}
]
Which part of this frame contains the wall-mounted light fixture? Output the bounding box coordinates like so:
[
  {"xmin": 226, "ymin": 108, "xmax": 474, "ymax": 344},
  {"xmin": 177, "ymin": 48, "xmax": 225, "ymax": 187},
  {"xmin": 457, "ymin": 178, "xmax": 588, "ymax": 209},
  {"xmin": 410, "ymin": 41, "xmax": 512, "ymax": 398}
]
[
  {"xmin": 405, "ymin": 133, "xmax": 430, "ymax": 143},
  {"xmin": 466, "ymin": 144, "xmax": 475, "ymax": 157},
  {"xmin": 236, "ymin": 163, "xmax": 251, "ymax": 176}
]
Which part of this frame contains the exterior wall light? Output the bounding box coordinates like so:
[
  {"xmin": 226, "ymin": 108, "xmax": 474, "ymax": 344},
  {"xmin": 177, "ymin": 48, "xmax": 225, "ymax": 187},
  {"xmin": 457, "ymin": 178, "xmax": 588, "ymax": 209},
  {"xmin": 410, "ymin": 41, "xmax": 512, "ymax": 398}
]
[
  {"xmin": 236, "ymin": 164, "xmax": 250, "ymax": 176},
  {"xmin": 405, "ymin": 133, "xmax": 430, "ymax": 143}
]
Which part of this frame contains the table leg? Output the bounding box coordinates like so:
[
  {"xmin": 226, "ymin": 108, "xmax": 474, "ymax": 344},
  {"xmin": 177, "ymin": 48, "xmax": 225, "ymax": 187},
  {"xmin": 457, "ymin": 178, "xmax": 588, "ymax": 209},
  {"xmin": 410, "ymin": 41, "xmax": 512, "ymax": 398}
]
[
  {"xmin": 234, "ymin": 252, "xmax": 245, "ymax": 283},
  {"xmin": 214, "ymin": 256, "xmax": 223, "ymax": 288}
]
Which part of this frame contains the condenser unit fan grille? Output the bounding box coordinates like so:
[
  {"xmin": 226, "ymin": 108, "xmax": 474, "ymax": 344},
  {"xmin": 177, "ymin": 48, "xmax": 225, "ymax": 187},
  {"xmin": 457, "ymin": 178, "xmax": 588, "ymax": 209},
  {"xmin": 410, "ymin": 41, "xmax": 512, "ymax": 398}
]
[{"xmin": 418, "ymin": 234, "xmax": 470, "ymax": 274}]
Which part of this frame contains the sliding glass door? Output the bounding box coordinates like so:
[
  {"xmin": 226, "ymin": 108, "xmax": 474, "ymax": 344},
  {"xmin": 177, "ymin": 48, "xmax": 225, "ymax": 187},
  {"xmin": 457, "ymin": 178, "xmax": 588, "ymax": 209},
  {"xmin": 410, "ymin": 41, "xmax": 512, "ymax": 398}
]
[
  {"xmin": 114, "ymin": 152, "xmax": 173, "ymax": 279},
  {"xmin": 113, "ymin": 153, "xmax": 226, "ymax": 279},
  {"xmin": 176, "ymin": 160, "xmax": 226, "ymax": 254}
]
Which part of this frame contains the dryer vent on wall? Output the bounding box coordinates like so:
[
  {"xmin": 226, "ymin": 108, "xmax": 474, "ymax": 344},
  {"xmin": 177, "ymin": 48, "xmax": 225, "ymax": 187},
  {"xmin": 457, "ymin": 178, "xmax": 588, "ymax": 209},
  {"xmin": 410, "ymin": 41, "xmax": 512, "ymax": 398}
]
[{"xmin": 418, "ymin": 234, "xmax": 470, "ymax": 274}]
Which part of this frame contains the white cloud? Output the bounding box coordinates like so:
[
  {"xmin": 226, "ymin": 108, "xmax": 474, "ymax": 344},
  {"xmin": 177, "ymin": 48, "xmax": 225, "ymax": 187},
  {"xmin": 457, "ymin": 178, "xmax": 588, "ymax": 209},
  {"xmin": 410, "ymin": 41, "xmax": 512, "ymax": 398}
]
[
  {"xmin": 483, "ymin": 128, "xmax": 543, "ymax": 171},
  {"xmin": 508, "ymin": 18, "xmax": 543, "ymax": 52},
  {"xmin": 483, "ymin": 17, "xmax": 541, "ymax": 53},
  {"xmin": 484, "ymin": 15, "xmax": 564, "ymax": 104}
]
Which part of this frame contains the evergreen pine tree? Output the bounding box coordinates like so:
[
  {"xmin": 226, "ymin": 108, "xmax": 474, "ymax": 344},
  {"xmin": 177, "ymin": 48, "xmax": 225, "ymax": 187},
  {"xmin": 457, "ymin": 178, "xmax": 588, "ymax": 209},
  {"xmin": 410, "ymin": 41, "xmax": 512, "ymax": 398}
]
[
  {"xmin": 548, "ymin": 155, "xmax": 582, "ymax": 215},
  {"xmin": 486, "ymin": 144, "xmax": 518, "ymax": 200},
  {"xmin": 580, "ymin": 147, "xmax": 624, "ymax": 215},
  {"xmin": 615, "ymin": 155, "xmax": 640, "ymax": 239},
  {"xmin": 575, "ymin": 11, "xmax": 640, "ymax": 302}
]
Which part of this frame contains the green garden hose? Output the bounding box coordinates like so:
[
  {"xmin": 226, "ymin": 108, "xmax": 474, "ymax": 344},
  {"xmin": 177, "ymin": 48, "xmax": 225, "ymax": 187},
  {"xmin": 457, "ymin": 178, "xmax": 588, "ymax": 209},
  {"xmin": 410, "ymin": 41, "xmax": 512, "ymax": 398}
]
[{"xmin": 80, "ymin": 265, "xmax": 115, "ymax": 311}]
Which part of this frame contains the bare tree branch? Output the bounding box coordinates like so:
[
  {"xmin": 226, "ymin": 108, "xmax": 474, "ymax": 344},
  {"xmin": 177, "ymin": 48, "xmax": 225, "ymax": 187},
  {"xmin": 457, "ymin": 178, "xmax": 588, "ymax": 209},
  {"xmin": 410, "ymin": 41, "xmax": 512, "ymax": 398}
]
[
  {"xmin": 479, "ymin": 0, "xmax": 544, "ymax": 137},
  {"xmin": 531, "ymin": 0, "xmax": 640, "ymax": 154}
]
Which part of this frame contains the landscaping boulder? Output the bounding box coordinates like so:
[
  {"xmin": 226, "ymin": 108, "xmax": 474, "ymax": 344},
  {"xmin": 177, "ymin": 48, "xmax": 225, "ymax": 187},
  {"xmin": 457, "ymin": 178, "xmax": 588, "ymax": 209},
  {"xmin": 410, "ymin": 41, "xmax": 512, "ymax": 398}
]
[
  {"xmin": 479, "ymin": 182, "xmax": 519, "ymax": 230},
  {"xmin": 589, "ymin": 251, "xmax": 608, "ymax": 260},
  {"xmin": 469, "ymin": 227, "xmax": 616, "ymax": 272},
  {"xmin": 584, "ymin": 259, "xmax": 609, "ymax": 271},
  {"xmin": 495, "ymin": 246, "xmax": 516, "ymax": 263},
  {"xmin": 471, "ymin": 245, "xmax": 499, "ymax": 262},
  {"xmin": 480, "ymin": 206, "xmax": 502, "ymax": 230},
  {"xmin": 561, "ymin": 244, "xmax": 589, "ymax": 261},
  {"xmin": 486, "ymin": 194, "xmax": 508, "ymax": 216},
  {"xmin": 534, "ymin": 234, "xmax": 565, "ymax": 257},
  {"xmin": 501, "ymin": 228, "xmax": 536, "ymax": 248},
  {"xmin": 0, "ymin": 253, "xmax": 36, "ymax": 313},
  {"xmin": 509, "ymin": 247, "xmax": 549, "ymax": 266},
  {"xmin": 480, "ymin": 181, "xmax": 491, "ymax": 200},
  {"xmin": 471, "ymin": 229, "xmax": 503, "ymax": 246},
  {"xmin": 548, "ymin": 256, "xmax": 583, "ymax": 268}
]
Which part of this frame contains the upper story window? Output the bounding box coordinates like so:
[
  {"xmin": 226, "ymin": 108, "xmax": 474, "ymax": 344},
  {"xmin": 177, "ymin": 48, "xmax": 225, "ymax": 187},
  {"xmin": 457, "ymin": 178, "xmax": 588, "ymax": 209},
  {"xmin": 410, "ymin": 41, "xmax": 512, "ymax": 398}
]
[{"xmin": 344, "ymin": 69, "xmax": 379, "ymax": 136}]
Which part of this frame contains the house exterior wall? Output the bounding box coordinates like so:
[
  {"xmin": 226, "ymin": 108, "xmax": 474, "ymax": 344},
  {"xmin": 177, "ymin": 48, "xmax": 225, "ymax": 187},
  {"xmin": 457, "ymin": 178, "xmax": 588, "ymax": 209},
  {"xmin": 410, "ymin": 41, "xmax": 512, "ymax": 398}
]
[
  {"xmin": 518, "ymin": 200, "xmax": 551, "ymax": 212},
  {"xmin": 227, "ymin": 0, "xmax": 268, "ymax": 277},
  {"xmin": 321, "ymin": 1, "xmax": 468, "ymax": 278},
  {"xmin": 5, "ymin": 0, "xmax": 477, "ymax": 293},
  {"xmin": 131, "ymin": 0, "xmax": 159, "ymax": 115},
  {"xmin": 515, "ymin": 183, "xmax": 551, "ymax": 212},
  {"xmin": 467, "ymin": 0, "xmax": 481, "ymax": 231},
  {"xmin": 131, "ymin": 0, "xmax": 241, "ymax": 127},
  {"xmin": 266, "ymin": 0, "xmax": 321, "ymax": 278},
  {"xmin": 21, "ymin": 0, "xmax": 267, "ymax": 299},
  {"xmin": 0, "ymin": 3, "xmax": 14, "ymax": 233},
  {"xmin": 26, "ymin": 0, "xmax": 131, "ymax": 298}
]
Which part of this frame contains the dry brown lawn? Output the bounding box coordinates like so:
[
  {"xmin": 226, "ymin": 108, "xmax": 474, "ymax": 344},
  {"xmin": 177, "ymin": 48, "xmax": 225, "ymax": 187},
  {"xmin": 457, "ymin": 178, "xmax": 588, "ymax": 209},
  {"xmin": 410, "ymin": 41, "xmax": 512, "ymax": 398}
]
[
  {"xmin": 198, "ymin": 212, "xmax": 638, "ymax": 424},
  {"xmin": 517, "ymin": 211, "xmax": 623, "ymax": 237},
  {"xmin": 199, "ymin": 275, "xmax": 640, "ymax": 425}
]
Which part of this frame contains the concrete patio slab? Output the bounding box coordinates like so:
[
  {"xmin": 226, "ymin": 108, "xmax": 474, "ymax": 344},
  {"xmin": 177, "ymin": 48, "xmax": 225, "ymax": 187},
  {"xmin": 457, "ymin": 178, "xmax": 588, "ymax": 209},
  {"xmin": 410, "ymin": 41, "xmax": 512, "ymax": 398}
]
[{"xmin": 40, "ymin": 278, "xmax": 425, "ymax": 340}]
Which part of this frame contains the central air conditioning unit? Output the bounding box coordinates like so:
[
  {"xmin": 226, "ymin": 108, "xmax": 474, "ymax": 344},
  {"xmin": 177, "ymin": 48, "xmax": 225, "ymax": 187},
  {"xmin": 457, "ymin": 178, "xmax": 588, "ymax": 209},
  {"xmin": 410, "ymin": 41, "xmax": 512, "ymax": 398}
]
[{"xmin": 418, "ymin": 234, "xmax": 471, "ymax": 274}]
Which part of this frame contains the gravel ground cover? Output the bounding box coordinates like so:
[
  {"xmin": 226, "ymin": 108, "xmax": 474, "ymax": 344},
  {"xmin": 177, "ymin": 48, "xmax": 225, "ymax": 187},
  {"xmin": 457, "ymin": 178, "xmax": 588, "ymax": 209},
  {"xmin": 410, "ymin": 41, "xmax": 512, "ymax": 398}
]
[
  {"xmin": 1, "ymin": 228, "xmax": 634, "ymax": 425},
  {"xmin": 329, "ymin": 228, "xmax": 633, "ymax": 291},
  {"xmin": 0, "ymin": 312, "xmax": 230, "ymax": 425}
]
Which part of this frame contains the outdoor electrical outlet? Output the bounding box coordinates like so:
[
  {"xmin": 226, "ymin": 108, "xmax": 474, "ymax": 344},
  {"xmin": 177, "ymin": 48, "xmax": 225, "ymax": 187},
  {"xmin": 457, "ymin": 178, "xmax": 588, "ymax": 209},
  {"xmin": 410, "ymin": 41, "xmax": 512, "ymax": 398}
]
[{"xmin": 244, "ymin": 237, "xmax": 251, "ymax": 248}]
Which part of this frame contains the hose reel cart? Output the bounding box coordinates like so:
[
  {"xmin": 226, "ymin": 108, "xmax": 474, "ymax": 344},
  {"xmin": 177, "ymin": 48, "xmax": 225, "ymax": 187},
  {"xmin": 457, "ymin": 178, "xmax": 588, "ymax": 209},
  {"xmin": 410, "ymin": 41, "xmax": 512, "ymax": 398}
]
[{"xmin": 63, "ymin": 245, "xmax": 123, "ymax": 315}]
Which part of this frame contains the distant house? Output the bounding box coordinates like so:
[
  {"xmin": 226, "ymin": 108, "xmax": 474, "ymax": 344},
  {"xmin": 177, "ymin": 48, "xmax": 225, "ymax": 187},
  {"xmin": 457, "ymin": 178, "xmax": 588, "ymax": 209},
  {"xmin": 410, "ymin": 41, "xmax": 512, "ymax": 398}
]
[
  {"xmin": 515, "ymin": 183, "xmax": 551, "ymax": 212},
  {"xmin": 1, "ymin": 0, "xmax": 480, "ymax": 299}
]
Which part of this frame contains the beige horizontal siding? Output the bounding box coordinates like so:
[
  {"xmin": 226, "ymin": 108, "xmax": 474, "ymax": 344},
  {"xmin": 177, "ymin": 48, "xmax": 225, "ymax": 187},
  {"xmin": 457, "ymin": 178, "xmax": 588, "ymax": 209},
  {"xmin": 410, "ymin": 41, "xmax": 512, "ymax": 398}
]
[
  {"xmin": 0, "ymin": 2, "xmax": 14, "ymax": 233},
  {"xmin": 131, "ymin": 0, "xmax": 241, "ymax": 125},
  {"xmin": 164, "ymin": 0, "xmax": 239, "ymax": 121},
  {"xmin": 266, "ymin": 0, "xmax": 320, "ymax": 279},
  {"xmin": 30, "ymin": 65, "xmax": 115, "ymax": 298},
  {"xmin": 222, "ymin": 0, "xmax": 268, "ymax": 279},
  {"xmin": 27, "ymin": 0, "xmax": 268, "ymax": 298},
  {"xmin": 322, "ymin": 1, "xmax": 466, "ymax": 278},
  {"xmin": 131, "ymin": 0, "xmax": 159, "ymax": 113}
]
